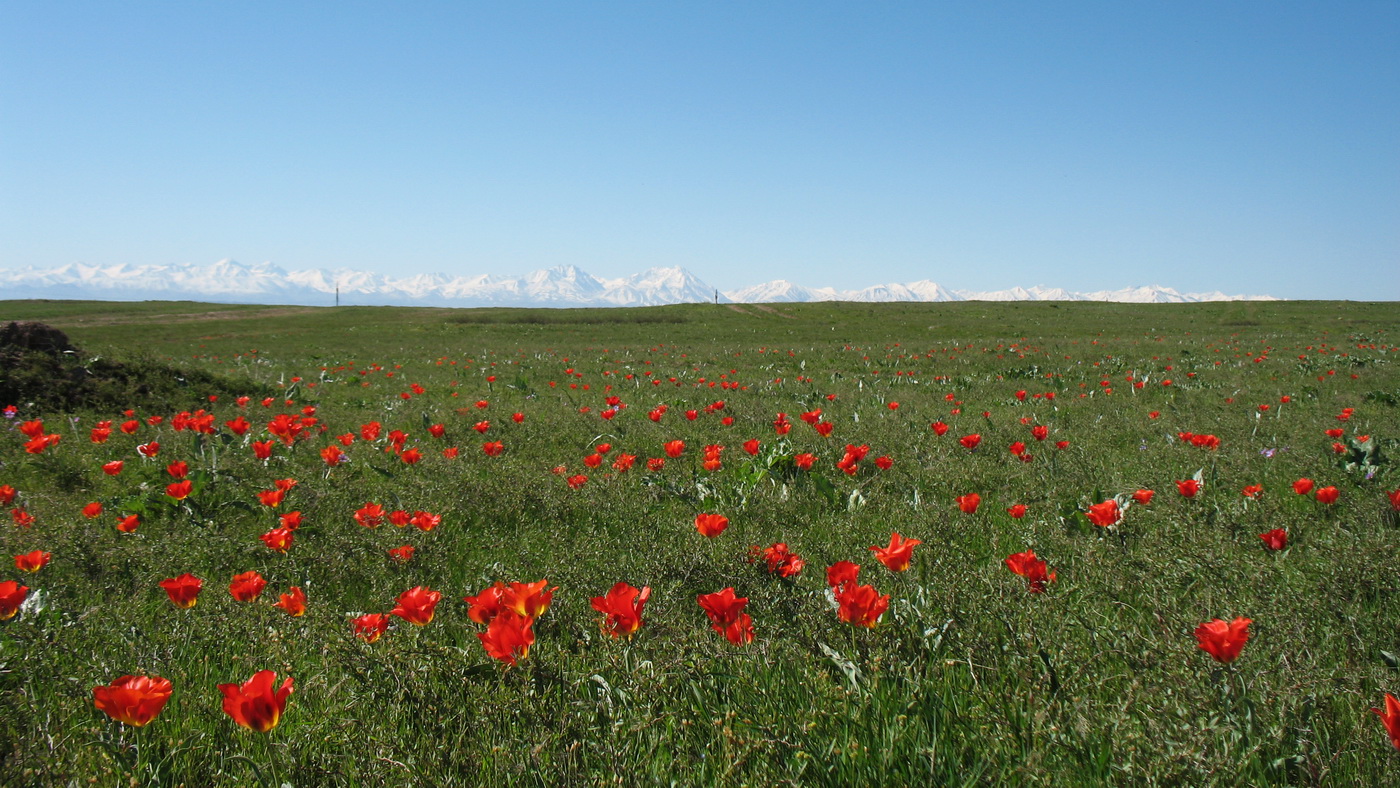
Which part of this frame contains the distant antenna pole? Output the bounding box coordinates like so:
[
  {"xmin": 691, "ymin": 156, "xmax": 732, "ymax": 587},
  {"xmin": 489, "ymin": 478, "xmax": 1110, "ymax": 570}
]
[
  {"xmin": 713, "ymin": 289, "xmax": 718, "ymax": 305},
  {"xmin": 335, "ymin": 285, "xmax": 340, "ymax": 307}
]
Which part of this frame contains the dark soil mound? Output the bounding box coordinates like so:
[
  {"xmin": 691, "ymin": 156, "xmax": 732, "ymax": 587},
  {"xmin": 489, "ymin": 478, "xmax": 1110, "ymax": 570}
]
[{"xmin": 0, "ymin": 321, "xmax": 273, "ymax": 414}]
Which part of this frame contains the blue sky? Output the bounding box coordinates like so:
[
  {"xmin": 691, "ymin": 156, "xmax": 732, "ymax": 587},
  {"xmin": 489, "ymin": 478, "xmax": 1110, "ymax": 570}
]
[{"xmin": 2, "ymin": 2, "xmax": 1396, "ymax": 299}]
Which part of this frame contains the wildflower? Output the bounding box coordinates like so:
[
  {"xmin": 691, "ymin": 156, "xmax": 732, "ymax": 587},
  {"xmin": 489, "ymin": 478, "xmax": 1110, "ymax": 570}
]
[
  {"xmin": 92, "ymin": 675, "xmax": 173, "ymax": 727},
  {"xmin": 753, "ymin": 543, "xmax": 805, "ymax": 577},
  {"xmin": 1132, "ymin": 489, "xmax": 1154, "ymax": 506},
  {"xmin": 1315, "ymin": 486, "xmax": 1339, "ymax": 505},
  {"xmin": 259, "ymin": 527, "xmax": 294, "ymax": 553},
  {"xmin": 1004, "ymin": 550, "xmax": 1056, "ymax": 593},
  {"xmin": 388, "ymin": 545, "xmax": 415, "ymax": 562},
  {"xmin": 1372, "ymin": 694, "xmax": 1400, "ymax": 750},
  {"xmin": 664, "ymin": 440, "xmax": 685, "ymax": 458},
  {"xmin": 1194, "ymin": 617, "xmax": 1251, "ymax": 664},
  {"xmin": 390, "ymin": 586, "xmax": 442, "ymax": 626},
  {"xmin": 354, "ymin": 502, "xmax": 385, "ymax": 528},
  {"xmin": 114, "ymin": 514, "xmax": 139, "ymax": 533},
  {"xmin": 353, "ymin": 613, "xmax": 390, "ymax": 643},
  {"xmin": 410, "ymin": 511, "xmax": 441, "ymax": 531},
  {"xmin": 835, "ymin": 582, "xmax": 889, "ymax": 628},
  {"xmin": 502, "ymin": 580, "xmax": 556, "ymax": 620},
  {"xmin": 166, "ymin": 461, "xmax": 189, "ymax": 479},
  {"xmin": 566, "ymin": 474, "xmax": 588, "ymax": 490},
  {"xmin": 697, "ymin": 587, "xmax": 754, "ymax": 645},
  {"xmin": 827, "ymin": 560, "xmax": 860, "ymax": 588},
  {"xmin": 273, "ymin": 587, "xmax": 307, "ymax": 617},
  {"xmin": 956, "ymin": 493, "xmax": 981, "ymax": 514},
  {"xmin": 870, "ymin": 532, "xmax": 921, "ymax": 572},
  {"xmin": 159, "ymin": 574, "xmax": 202, "ymax": 608},
  {"xmin": 0, "ymin": 485, "xmax": 13, "ymax": 506},
  {"xmin": 1259, "ymin": 529, "xmax": 1288, "ymax": 551},
  {"xmin": 1292, "ymin": 478, "xmax": 1314, "ymax": 496},
  {"xmin": 14, "ymin": 550, "xmax": 50, "ymax": 572},
  {"xmin": 959, "ymin": 434, "xmax": 981, "ymax": 450},
  {"xmin": 464, "ymin": 582, "xmax": 508, "ymax": 625},
  {"xmin": 482, "ymin": 440, "xmax": 504, "ymax": 457},
  {"xmin": 931, "ymin": 421, "xmax": 949, "ymax": 436},
  {"xmin": 591, "ymin": 582, "xmax": 650, "ymax": 638},
  {"xmin": 1176, "ymin": 479, "xmax": 1201, "ymax": 498},
  {"xmin": 257, "ymin": 489, "xmax": 285, "ymax": 508},
  {"xmin": 1086, "ymin": 500, "xmax": 1121, "ymax": 527},
  {"xmin": 1006, "ymin": 504, "xmax": 1027, "ymax": 519},
  {"xmin": 1242, "ymin": 484, "xmax": 1264, "ymax": 499},
  {"xmin": 82, "ymin": 502, "xmax": 104, "ymax": 519},
  {"xmin": 228, "ymin": 571, "xmax": 267, "ymax": 602},
  {"xmin": 218, "ymin": 670, "xmax": 293, "ymax": 732},
  {"xmin": 1031, "ymin": 425, "xmax": 1049, "ymax": 441},
  {"xmin": 0, "ymin": 579, "xmax": 29, "ymax": 619},
  {"xmin": 479, "ymin": 609, "xmax": 535, "ymax": 665},
  {"xmin": 793, "ymin": 453, "xmax": 816, "ymax": 470},
  {"xmin": 695, "ymin": 513, "xmax": 730, "ymax": 538},
  {"xmin": 102, "ymin": 461, "xmax": 124, "ymax": 476}
]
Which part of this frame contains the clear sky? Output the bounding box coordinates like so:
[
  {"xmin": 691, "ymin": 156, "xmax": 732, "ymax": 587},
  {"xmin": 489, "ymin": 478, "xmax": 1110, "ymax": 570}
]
[{"xmin": 2, "ymin": 2, "xmax": 1396, "ymax": 299}]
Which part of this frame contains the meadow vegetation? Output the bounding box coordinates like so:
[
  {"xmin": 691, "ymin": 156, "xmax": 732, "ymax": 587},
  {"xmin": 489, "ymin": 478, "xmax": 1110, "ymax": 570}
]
[{"xmin": 1, "ymin": 297, "xmax": 1398, "ymax": 786}]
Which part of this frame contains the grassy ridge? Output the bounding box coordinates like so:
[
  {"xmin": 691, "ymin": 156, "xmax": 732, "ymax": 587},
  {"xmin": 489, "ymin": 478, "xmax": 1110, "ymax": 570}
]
[{"xmin": 1, "ymin": 299, "xmax": 1398, "ymax": 786}]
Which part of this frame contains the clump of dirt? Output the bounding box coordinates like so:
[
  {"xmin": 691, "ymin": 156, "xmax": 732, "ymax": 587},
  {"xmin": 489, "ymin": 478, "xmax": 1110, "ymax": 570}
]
[{"xmin": 1, "ymin": 321, "xmax": 273, "ymax": 414}]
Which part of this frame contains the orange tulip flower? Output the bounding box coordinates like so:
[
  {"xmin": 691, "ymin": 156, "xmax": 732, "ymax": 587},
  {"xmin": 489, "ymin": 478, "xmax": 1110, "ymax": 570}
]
[
  {"xmin": 1085, "ymin": 500, "xmax": 1121, "ymax": 527},
  {"xmin": 14, "ymin": 550, "xmax": 50, "ymax": 572},
  {"xmin": 0, "ymin": 580, "xmax": 29, "ymax": 620},
  {"xmin": 93, "ymin": 675, "xmax": 173, "ymax": 727},
  {"xmin": 389, "ymin": 586, "xmax": 442, "ymax": 626},
  {"xmin": 1194, "ymin": 617, "xmax": 1251, "ymax": 664},
  {"xmin": 697, "ymin": 587, "xmax": 753, "ymax": 645},
  {"xmin": 1004, "ymin": 550, "xmax": 1056, "ymax": 593},
  {"xmin": 826, "ymin": 560, "xmax": 860, "ymax": 588},
  {"xmin": 158, "ymin": 573, "xmax": 203, "ymax": 608},
  {"xmin": 229, "ymin": 571, "xmax": 267, "ymax": 602},
  {"xmin": 478, "ymin": 608, "xmax": 535, "ymax": 665},
  {"xmin": 353, "ymin": 613, "xmax": 390, "ymax": 643},
  {"xmin": 464, "ymin": 582, "xmax": 508, "ymax": 625},
  {"xmin": 218, "ymin": 670, "xmax": 293, "ymax": 733},
  {"xmin": 590, "ymin": 582, "xmax": 650, "ymax": 638},
  {"xmin": 259, "ymin": 527, "xmax": 295, "ymax": 553},
  {"xmin": 694, "ymin": 513, "xmax": 730, "ymax": 538},
  {"xmin": 835, "ymin": 582, "xmax": 889, "ymax": 628},
  {"xmin": 956, "ymin": 493, "xmax": 981, "ymax": 514},
  {"xmin": 273, "ymin": 586, "xmax": 306, "ymax": 617},
  {"xmin": 1373, "ymin": 694, "xmax": 1400, "ymax": 750},
  {"xmin": 870, "ymin": 532, "xmax": 921, "ymax": 572},
  {"xmin": 502, "ymin": 580, "xmax": 556, "ymax": 620}
]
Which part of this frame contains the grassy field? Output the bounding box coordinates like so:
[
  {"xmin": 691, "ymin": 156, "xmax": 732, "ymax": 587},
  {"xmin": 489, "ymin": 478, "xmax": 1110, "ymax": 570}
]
[{"xmin": 1, "ymin": 298, "xmax": 1398, "ymax": 786}]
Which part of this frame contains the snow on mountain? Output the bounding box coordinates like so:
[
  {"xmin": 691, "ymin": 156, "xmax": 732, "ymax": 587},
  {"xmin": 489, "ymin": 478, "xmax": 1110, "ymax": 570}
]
[{"xmin": 0, "ymin": 261, "xmax": 1278, "ymax": 307}]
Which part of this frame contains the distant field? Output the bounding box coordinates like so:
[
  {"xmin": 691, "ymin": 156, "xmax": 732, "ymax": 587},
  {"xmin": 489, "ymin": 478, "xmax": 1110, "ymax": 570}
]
[{"xmin": 2, "ymin": 298, "xmax": 1399, "ymax": 786}]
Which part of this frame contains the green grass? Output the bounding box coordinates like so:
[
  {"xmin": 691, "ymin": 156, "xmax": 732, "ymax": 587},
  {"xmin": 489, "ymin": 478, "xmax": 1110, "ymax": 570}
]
[{"xmin": 1, "ymin": 298, "xmax": 1398, "ymax": 786}]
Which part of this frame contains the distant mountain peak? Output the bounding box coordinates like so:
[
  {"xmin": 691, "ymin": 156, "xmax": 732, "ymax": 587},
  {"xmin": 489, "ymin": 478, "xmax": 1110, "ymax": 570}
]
[{"xmin": 0, "ymin": 261, "xmax": 1278, "ymax": 307}]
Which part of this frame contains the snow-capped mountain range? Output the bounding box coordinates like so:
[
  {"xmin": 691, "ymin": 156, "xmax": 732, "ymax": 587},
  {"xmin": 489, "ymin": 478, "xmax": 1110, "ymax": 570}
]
[{"xmin": 0, "ymin": 260, "xmax": 1277, "ymax": 307}]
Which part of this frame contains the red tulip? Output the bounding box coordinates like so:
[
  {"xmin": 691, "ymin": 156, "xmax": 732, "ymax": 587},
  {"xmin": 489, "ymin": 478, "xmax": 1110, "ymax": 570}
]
[
  {"xmin": 166, "ymin": 461, "xmax": 189, "ymax": 479},
  {"xmin": 870, "ymin": 532, "xmax": 921, "ymax": 572},
  {"xmin": 14, "ymin": 550, "xmax": 50, "ymax": 572},
  {"xmin": 1004, "ymin": 550, "xmax": 1056, "ymax": 593},
  {"xmin": 694, "ymin": 513, "xmax": 730, "ymax": 538},
  {"xmin": 478, "ymin": 608, "xmax": 535, "ymax": 665},
  {"xmin": 251, "ymin": 440, "xmax": 274, "ymax": 460},
  {"xmin": 826, "ymin": 560, "xmax": 860, "ymax": 588},
  {"xmin": 1175, "ymin": 479, "xmax": 1201, "ymax": 498},
  {"xmin": 1315, "ymin": 486, "xmax": 1339, "ymax": 505},
  {"xmin": 591, "ymin": 582, "xmax": 650, "ymax": 638},
  {"xmin": 279, "ymin": 511, "xmax": 303, "ymax": 530},
  {"xmin": 0, "ymin": 485, "xmax": 13, "ymax": 506},
  {"xmin": 0, "ymin": 580, "xmax": 29, "ymax": 620},
  {"xmin": 1388, "ymin": 489, "xmax": 1400, "ymax": 511},
  {"xmin": 956, "ymin": 493, "xmax": 981, "ymax": 514},
  {"xmin": 390, "ymin": 586, "xmax": 442, "ymax": 626},
  {"xmin": 353, "ymin": 613, "xmax": 390, "ymax": 643},
  {"xmin": 1086, "ymin": 500, "xmax": 1121, "ymax": 527},
  {"xmin": 959, "ymin": 434, "xmax": 981, "ymax": 450},
  {"xmin": 664, "ymin": 440, "xmax": 685, "ymax": 458},
  {"xmin": 463, "ymin": 582, "xmax": 508, "ymax": 625},
  {"xmin": 1006, "ymin": 504, "xmax": 1027, "ymax": 519},
  {"xmin": 388, "ymin": 545, "xmax": 415, "ymax": 563},
  {"xmin": 259, "ymin": 527, "xmax": 294, "ymax": 553},
  {"xmin": 566, "ymin": 474, "xmax": 588, "ymax": 489},
  {"xmin": 354, "ymin": 502, "xmax": 385, "ymax": 528},
  {"xmin": 502, "ymin": 580, "xmax": 556, "ymax": 620},
  {"xmin": 273, "ymin": 586, "xmax": 307, "ymax": 617},
  {"xmin": 102, "ymin": 461, "xmax": 124, "ymax": 476},
  {"xmin": 752, "ymin": 542, "xmax": 805, "ymax": 577},
  {"xmin": 165, "ymin": 480, "xmax": 193, "ymax": 501},
  {"xmin": 159, "ymin": 573, "xmax": 202, "ymax": 608},
  {"xmin": 218, "ymin": 670, "xmax": 293, "ymax": 732},
  {"xmin": 410, "ymin": 511, "xmax": 441, "ymax": 531},
  {"xmin": 1373, "ymin": 693, "xmax": 1400, "ymax": 750},
  {"xmin": 257, "ymin": 489, "xmax": 285, "ymax": 508},
  {"xmin": 82, "ymin": 502, "xmax": 104, "ymax": 519},
  {"xmin": 1194, "ymin": 617, "xmax": 1251, "ymax": 664},
  {"xmin": 1259, "ymin": 529, "xmax": 1288, "ymax": 551},
  {"xmin": 1242, "ymin": 484, "xmax": 1264, "ymax": 499},
  {"xmin": 229, "ymin": 571, "xmax": 267, "ymax": 602},
  {"xmin": 482, "ymin": 440, "xmax": 504, "ymax": 457},
  {"xmin": 1030, "ymin": 425, "xmax": 1048, "ymax": 441},
  {"xmin": 93, "ymin": 675, "xmax": 173, "ymax": 727},
  {"xmin": 1292, "ymin": 478, "xmax": 1314, "ymax": 496},
  {"xmin": 114, "ymin": 514, "xmax": 139, "ymax": 533},
  {"xmin": 834, "ymin": 582, "xmax": 889, "ymax": 628},
  {"xmin": 1132, "ymin": 489, "xmax": 1154, "ymax": 506},
  {"xmin": 931, "ymin": 421, "xmax": 949, "ymax": 436},
  {"xmin": 697, "ymin": 587, "xmax": 754, "ymax": 645}
]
